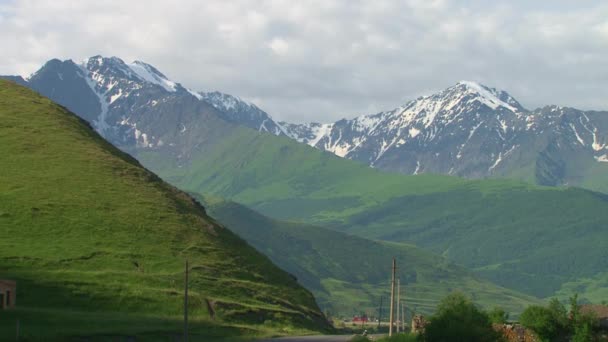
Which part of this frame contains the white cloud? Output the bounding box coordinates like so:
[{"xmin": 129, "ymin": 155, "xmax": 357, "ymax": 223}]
[
  {"xmin": 268, "ymin": 37, "xmax": 289, "ymax": 56},
  {"xmin": 0, "ymin": 0, "xmax": 607, "ymax": 122}
]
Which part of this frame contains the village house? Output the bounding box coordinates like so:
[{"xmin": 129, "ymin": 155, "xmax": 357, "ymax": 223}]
[
  {"xmin": 0, "ymin": 280, "xmax": 16, "ymax": 309},
  {"xmin": 580, "ymin": 304, "xmax": 608, "ymax": 329},
  {"xmin": 352, "ymin": 315, "xmax": 369, "ymax": 325}
]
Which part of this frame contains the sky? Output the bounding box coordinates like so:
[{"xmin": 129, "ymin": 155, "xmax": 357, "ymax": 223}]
[{"xmin": 0, "ymin": 0, "xmax": 607, "ymax": 123}]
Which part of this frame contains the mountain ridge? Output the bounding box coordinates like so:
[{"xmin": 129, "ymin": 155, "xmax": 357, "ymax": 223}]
[{"xmin": 6, "ymin": 56, "xmax": 607, "ymax": 191}]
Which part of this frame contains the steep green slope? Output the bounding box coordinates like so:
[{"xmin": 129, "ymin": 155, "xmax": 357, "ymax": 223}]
[
  {"xmin": 199, "ymin": 197, "xmax": 541, "ymax": 317},
  {"xmin": 0, "ymin": 80, "xmax": 328, "ymax": 340},
  {"xmin": 135, "ymin": 123, "xmax": 608, "ymax": 300}
]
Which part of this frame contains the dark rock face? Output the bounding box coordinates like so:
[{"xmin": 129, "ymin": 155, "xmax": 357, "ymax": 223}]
[
  {"xmin": 5, "ymin": 56, "xmax": 229, "ymax": 160},
  {"xmin": 5, "ymin": 56, "xmax": 289, "ymax": 161},
  {"xmin": 199, "ymin": 91, "xmax": 288, "ymax": 136},
  {"xmin": 0, "ymin": 75, "xmax": 28, "ymax": 86}
]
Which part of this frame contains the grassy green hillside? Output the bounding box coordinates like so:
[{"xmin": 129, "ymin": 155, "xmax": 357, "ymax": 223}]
[
  {"xmin": 0, "ymin": 80, "xmax": 329, "ymax": 340},
  {"xmin": 135, "ymin": 121, "xmax": 608, "ymax": 301},
  {"xmin": 200, "ymin": 197, "xmax": 541, "ymax": 318}
]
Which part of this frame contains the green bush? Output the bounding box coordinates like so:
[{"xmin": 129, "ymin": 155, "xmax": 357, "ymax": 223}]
[
  {"xmin": 569, "ymin": 294, "xmax": 599, "ymax": 342},
  {"xmin": 488, "ymin": 307, "xmax": 509, "ymax": 324},
  {"xmin": 421, "ymin": 293, "xmax": 501, "ymax": 342},
  {"xmin": 519, "ymin": 305, "xmax": 562, "ymax": 342}
]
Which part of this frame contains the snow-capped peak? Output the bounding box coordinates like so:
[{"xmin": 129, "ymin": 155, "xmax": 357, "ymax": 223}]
[
  {"xmin": 457, "ymin": 80, "xmax": 520, "ymax": 112},
  {"xmin": 200, "ymin": 91, "xmax": 249, "ymax": 111},
  {"xmin": 127, "ymin": 60, "xmax": 178, "ymax": 92},
  {"xmin": 198, "ymin": 90, "xmax": 290, "ymax": 136}
]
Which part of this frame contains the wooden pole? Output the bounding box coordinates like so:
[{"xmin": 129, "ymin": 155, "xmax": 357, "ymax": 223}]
[
  {"xmin": 402, "ymin": 302, "xmax": 406, "ymax": 332},
  {"xmin": 396, "ymin": 278, "xmax": 401, "ymax": 333},
  {"xmin": 378, "ymin": 296, "xmax": 383, "ymax": 329},
  {"xmin": 184, "ymin": 260, "xmax": 189, "ymax": 342},
  {"xmin": 389, "ymin": 257, "xmax": 396, "ymax": 336}
]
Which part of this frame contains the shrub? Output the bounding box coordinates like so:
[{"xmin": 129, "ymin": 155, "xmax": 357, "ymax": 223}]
[
  {"xmin": 488, "ymin": 307, "xmax": 509, "ymax": 324},
  {"xmin": 519, "ymin": 305, "xmax": 561, "ymax": 342},
  {"xmin": 422, "ymin": 293, "xmax": 501, "ymax": 342}
]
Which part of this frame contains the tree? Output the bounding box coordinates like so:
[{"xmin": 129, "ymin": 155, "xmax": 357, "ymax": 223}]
[
  {"xmin": 571, "ymin": 321, "xmax": 592, "ymax": 342},
  {"xmin": 422, "ymin": 293, "xmax": 501, "ymax": 342},
  {"xmin": 488, "ymin": 307, "xmax": 509, "ymax": 324},
  {"xmin": 569, "ymin": 294, "xmax": 581, "ymax": 325},
  {"xmin": 519, "ymin": 305, "xmax": 560, "ymax": 342},
  {"xmin": 569, "ymin": 294, "xmax": 598, "ymax": 342},
  {"xmin": 547, "ymin": 298, "xmax": 569, "ymax": 335}
]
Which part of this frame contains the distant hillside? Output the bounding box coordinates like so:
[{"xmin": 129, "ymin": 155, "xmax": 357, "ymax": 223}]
[
  {"xmin": 0, "ymin": 80, "xmax": 328, "ymax": 340},
  {"xmin": 200, "ymin": 197, "xmax": 541, "ymax": 317},
  {"xmin": 133, "ymin": 123, "xmax": 608, "ymax": 301}
]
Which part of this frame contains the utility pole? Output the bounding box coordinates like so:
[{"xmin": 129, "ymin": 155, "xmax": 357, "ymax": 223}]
[
  {"xmin": 389, "ymin": 257, "xmax": 396, "ymax": 336},
  {"xmin": 184, "ymin": 260, "xmax": 189, "ymax": 342},
  {"xmin": 378, "ymin": 296, "xmax": 383, "ymax": 329},
  {"xmin": 396, "ymin": 278, "xmax": 401, "ymax": 333},
  {"xmin": 402, "ymin": 302, "xmax": 406, "ymax": 332}
]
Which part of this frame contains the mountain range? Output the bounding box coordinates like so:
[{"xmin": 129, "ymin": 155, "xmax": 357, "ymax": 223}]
[
  {"xmin": 255, "ymin": 83, "xmax": 608, "ymax": 193},
  {"xmin": 7, "ymin": 56, "xmax": 607, "ymax": 193},
  {"xmin": 4, "ymin": 56, "xmax": 608, "ymax": 312}
]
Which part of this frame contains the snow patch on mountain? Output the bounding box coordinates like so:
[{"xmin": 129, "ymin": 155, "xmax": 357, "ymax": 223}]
[
  {"xmin": 127, "ymin": 61, "xmax": 177, "ymax": 92},
  {"xmin": 110, "ymin": 88, "xmax": 123, "ymax": 104},
  {"xmin": 409, "ymin": 127, "xmax": 420, "ymax": 138},
  {"xmin": 570, "ymin": 123, "xmax": 585, "ymax": 145},
  {"xmin": 595, "ymin": 154, "xmax": 608, "ymax": 162},
  {"xmin": 458, "ymin": 81, "xmax": 520, "ymax": 113},
  {"xmin": 310, "ymin": 123, "xmax": 334, "ymax": 146},
  {"xmin": 77, "ymin": 64, "xmax": 111, "ymax": 134}
]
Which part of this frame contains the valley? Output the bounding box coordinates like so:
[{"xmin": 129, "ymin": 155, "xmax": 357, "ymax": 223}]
[{"xmin": 3, "ymin": 55, "xmax": 608, "ymax": 339}]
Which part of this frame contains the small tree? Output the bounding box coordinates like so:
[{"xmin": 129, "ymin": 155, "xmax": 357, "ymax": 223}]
[
  {"xmin": 488, "ymin": 307, "xmax": 509, "ymax": 324},
  {"xmin": 547, "ymin": 298, "xmax": 568, "ymax": 330},
  {"xmin": 569, "ymin": 294, "xmax": 598, "ymax": 342},
  {"xmin": 569, "ymin": 294, "xmax": 581, "ymax": 325},
  {"xmin": 519, "ymin": 305, "xmax": 560, "ymax": 342},
  {"xmin": 422, "ymin": 293, "xmax": 501, "ymax": 342},
  {"xmin": 571, "ymin": 321, "xmax": 592, "ymax": 342}
]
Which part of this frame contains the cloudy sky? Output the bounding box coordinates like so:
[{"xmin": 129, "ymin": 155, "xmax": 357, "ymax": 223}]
[{"xmin": 0, "ymin": 0, "xmax": 607, "ymax": 122}]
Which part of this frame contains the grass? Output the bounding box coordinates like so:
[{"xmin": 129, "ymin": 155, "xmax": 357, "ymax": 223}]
[
  {"xmin": 0, "ymin": 80, "xmax": 329, "ymax": 340},
  {"xmin": 376, "ymin": 333, "xmax": 419, "ymax": 342},
  {"xmin": 552, "ymin": 271, "xmax": 608, "ymax": 304},
  {"xmin": 200, "ymin": 197, "xmax": 541, "ymax": 318},
  {"xmin": 350, "ymin": 333, "xmax": 419, "ymax": 342},
  {"xmin": 0, "ymin": 307, "xmax": 275, "ymax": 341},
  {"xmin": 135, "ymin": 118, "xmax": 608, "ymax": 301}
]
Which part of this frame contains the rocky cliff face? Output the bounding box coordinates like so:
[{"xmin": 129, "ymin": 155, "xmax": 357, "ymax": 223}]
[{"xmin": 281, "ymin": 82, "xmax": 608, "ymax": 186}]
